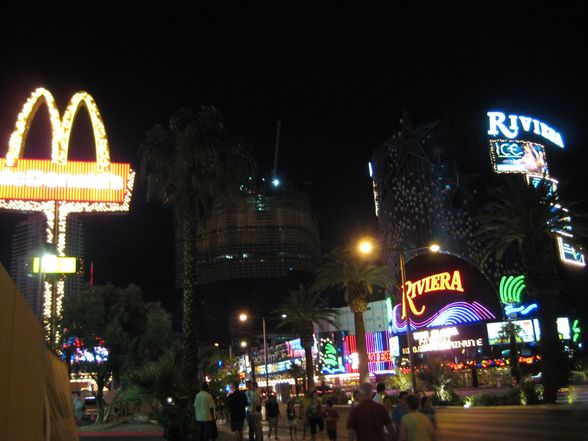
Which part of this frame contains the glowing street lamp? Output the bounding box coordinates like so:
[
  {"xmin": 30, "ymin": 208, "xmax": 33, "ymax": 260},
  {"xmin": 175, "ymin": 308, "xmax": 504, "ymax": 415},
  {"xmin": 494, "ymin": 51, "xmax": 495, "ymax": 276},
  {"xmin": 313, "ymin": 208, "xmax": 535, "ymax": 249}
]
[{"xmin": 238, "ymin": 312, "xmax": 269, "ymax": 389}]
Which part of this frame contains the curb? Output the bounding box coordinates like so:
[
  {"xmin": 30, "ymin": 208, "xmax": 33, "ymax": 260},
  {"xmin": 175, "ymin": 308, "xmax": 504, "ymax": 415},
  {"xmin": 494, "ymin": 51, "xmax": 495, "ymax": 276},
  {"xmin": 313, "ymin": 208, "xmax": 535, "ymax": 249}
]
[{"xmin": 78, "ymin": 432, "xmax": 163, "ymax": 437}]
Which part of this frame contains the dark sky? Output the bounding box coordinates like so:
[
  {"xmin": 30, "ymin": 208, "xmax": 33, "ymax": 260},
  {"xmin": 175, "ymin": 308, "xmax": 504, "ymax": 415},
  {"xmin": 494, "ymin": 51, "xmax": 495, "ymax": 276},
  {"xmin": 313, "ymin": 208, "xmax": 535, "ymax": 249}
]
[{"xmin": 1, "ymin": 6, "xmax": 587, "ymax": 305}]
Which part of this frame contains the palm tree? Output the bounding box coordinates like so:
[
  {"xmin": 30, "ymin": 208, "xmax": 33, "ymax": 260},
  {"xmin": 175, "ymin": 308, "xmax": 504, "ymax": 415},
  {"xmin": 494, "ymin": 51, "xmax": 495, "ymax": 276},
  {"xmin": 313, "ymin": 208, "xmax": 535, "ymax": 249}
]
[
  {"xmin": 277, "ymin": 285, "xmax": 339, "ymax": 390},
  {"xmin": 312, "ymin": 249, "xmax": 396, "ymax": 383},
  {"xmin": 287, "ymin": 361, "xmax": 305, "ymax": 395},
  {"xmin": 476, "ymin": 176, "xmax": 585, "ymax": 402},
  {"xmin": 140, "ymin": 107, "xmax": 255, "ymax": 390}
]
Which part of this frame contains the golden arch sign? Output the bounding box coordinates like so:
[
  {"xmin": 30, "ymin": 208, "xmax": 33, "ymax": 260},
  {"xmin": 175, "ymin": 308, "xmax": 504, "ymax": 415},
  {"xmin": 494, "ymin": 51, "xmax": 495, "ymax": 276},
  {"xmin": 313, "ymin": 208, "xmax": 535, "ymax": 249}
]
[
  {"xmin": 0, "ymin": 87, "xmax": 135, "ymax": 346},
  {"xmin": 1, "ymin": 87, "xmax": 133, "ymax": 205}
]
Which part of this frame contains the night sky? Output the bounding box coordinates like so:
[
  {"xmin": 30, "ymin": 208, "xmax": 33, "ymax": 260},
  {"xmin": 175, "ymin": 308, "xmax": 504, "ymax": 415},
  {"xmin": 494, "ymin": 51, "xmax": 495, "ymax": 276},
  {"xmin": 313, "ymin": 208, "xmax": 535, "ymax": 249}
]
[{"xmin": 1, "ymin": 6, "xmax": 587, "ymax": 306}]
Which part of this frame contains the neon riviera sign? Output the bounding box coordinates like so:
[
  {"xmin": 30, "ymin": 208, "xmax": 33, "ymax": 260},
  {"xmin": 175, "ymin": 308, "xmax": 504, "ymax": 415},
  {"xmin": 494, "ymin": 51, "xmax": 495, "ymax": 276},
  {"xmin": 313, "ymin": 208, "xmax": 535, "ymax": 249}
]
[
  {"xmin": 487, "ymin": 111, "xmax": 564, "ymax": 148},
  {"xmin": 402, "ymin": 270, "xmax": 464, "ymax": 319}
]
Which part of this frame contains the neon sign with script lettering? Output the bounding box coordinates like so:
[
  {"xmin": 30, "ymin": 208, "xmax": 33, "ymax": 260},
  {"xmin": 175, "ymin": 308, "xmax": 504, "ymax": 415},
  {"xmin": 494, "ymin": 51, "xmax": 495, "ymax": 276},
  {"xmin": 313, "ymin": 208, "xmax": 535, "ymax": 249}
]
[
  {"xmin": 391, "ymin": 254, "xmax": 501, "ymax": 333},
  {"xmin": 402, "ymin": 270, "xmax": 464, "ymax": 320}
]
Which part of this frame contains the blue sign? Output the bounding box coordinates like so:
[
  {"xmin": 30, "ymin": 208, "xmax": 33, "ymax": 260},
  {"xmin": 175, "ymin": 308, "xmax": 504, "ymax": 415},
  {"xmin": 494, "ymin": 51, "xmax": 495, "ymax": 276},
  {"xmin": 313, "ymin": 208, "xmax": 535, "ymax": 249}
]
[{"xmin": 487, "ymin": 111, "xmax": 564, "ymax": 148}]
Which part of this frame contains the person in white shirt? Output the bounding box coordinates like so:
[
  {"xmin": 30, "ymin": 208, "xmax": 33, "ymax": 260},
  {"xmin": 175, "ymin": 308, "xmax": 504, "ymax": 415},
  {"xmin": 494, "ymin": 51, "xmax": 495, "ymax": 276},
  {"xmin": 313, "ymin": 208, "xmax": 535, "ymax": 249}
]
[
  {"xmin": 194, "ymin": 382, "xmax": 216, "ymax": 441},
  {"xmin": 373, "ymin": 383, "xmax": 386, "ymax": 405}
]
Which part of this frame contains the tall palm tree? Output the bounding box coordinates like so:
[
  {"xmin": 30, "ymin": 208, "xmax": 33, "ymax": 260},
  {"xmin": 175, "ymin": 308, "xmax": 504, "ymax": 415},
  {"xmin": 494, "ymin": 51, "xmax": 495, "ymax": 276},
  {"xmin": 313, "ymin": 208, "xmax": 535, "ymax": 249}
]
[
  {"xmin": 312, "ymin": 249, "xmax": 396, "ymax": 383},
  {"xmin": 477, "ymin": 176, "xmax": 585, "ymax": 402},
  {"xmin": 140, "ymin": 107, "xmax": 255, "ymax": 390},
  {"xmin": 277, "ymin": 285, "xmax": 339, "ymax": 390}
]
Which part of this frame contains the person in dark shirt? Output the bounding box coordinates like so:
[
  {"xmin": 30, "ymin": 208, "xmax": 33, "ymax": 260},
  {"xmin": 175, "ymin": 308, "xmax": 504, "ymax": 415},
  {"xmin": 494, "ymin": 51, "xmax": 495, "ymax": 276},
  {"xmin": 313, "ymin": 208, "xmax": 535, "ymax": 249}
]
[
  {"xmin": 227, "ymin": 381, "xmax": 249, "ymax": 441},
  {"xmin": 346, "ymin": 383, "xmax": 394, "ymax": 441},
  {"xmin": 266, "ymin": 394, "xmax": 280, "ymax": 440}
]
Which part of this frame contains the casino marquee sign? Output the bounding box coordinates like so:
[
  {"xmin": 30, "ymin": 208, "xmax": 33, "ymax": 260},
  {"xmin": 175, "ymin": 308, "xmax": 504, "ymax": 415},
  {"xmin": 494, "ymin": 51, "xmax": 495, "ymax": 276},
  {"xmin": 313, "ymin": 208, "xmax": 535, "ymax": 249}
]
[
  {"xmin": 0, "ymin": 88, "xmax": 135, "ymax": 343},
  {"xmin": 391, "ymin": 253, "xmax": 501, "ymax": 333}
]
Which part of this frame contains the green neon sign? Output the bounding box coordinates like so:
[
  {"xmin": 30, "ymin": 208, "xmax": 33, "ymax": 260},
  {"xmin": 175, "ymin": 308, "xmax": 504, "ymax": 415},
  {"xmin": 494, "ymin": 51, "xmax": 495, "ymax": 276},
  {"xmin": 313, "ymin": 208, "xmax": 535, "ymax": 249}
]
[
  {"xmin": 572, "ymin": 319, "xmax": 581, "ymax": 343},
  {"xmin": 499, "ymin": 275, "xmax": 526, "ymax": 304}
]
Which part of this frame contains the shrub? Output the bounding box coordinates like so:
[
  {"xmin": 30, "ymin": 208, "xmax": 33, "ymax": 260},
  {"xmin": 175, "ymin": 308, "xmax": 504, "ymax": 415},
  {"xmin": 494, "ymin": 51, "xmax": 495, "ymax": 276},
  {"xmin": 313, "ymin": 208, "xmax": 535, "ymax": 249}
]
[{"xmin": 464, "ymin": 389, "xmax": 521, "ymax": 406}]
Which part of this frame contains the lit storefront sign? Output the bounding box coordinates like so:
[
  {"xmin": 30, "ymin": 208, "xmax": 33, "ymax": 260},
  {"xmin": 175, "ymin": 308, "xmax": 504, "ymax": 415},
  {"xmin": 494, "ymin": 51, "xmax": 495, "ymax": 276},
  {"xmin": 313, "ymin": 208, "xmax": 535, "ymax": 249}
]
[
  {"xmin": 392, "ymin": 254, "xmax": 500, "ymax": 333},
  {"xmin": 405, "ymin": 326, "xmax": 484, "ymax": 354},
  {"xmin": 319, "ymin": 337, "xmax": 346, "ymax": 375},
  {"xmin": 255, "ymin": 357, "xmax": 303, "ymax": 376},
  {"xmin": 487, "ymin": 111, "xmax": 564, "ymax": 148},
  {"xmin": 32, "ymin": 255, "xmax": 77, "ymax": 274}
]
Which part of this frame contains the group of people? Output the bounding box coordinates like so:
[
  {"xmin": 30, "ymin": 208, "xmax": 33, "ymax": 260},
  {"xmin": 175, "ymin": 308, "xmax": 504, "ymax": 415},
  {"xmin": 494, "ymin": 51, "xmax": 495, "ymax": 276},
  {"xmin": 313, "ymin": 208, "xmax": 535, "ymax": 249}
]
[
  {"xmin": 195, "ymin": 380, "xmax": 437, "ymax": 441},
  {"xmin": 223, "ymin": 381, "xmax": 340, "ymax": 441},
  {"xmin": 347, "ymin": 383, "xmax": 437, "ymax": 441}
]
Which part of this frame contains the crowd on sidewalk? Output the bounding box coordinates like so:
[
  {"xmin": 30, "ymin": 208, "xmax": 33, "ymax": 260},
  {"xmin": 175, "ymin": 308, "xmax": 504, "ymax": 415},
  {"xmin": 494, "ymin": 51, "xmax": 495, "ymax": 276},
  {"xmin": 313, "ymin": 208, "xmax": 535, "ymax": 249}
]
[{"xmin": 194, "ymin": 379, "xmax": 437, "ymax": 441}]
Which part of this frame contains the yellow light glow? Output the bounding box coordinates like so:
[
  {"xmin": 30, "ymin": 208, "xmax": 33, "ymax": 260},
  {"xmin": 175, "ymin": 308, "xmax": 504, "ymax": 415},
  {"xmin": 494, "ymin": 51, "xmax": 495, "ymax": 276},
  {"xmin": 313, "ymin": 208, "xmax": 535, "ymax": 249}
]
[
  {"xmin": 357, "ymin": 240, "xmax": 374, "ymax": 255},
  {"xmin": 239, "ymin": 313, "xmax": 248, "ymax": 322},
  {"xmin": 240, "ymin": 340, "xmax": 248, "ymax": 347},
  {"xmin": 32, "ymin": 255, "xmax": 77, "ymax": 274},
  {"xmin": 429, "ymin": 244, "xmax": 441, "ymax": 253}
]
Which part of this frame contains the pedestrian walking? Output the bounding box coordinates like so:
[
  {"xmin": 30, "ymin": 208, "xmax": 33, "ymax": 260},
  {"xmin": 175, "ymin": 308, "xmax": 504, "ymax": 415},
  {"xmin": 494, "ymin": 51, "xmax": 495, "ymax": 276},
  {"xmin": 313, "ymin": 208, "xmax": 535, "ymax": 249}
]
[
  {"xmin": 306, "ymin": 390, "xmax": 324, "ymax": 441},
  {"xmin": 298, "ymin": 392, "xmax": 311, "ymax": 439},
  {"xmin": 322, "ymin": 399, "xmax": 339, "ymax": 441},
  {"xmin": 195, "ymin": 382, "xmax": 217, "ymax": 441},
  {"xmin": 398, "ymin": 394, "xmax": 436, "ymax": 441},
  {"xmin": 253, "ymin": 404, "xmax": 264, "ymax": 441},
  {"xmin": 392, "ymin": 391, "xmax": 409, "ymax": 437},
  {"xmin": 73, "ymin": 392, "xmax": 84, "ymax": 425},
  {"xmin": 266, "ymin": 393, "xmax": 281, "ymax": 440},
  {"xmin": 227, "ymin": 381, "xmax": 249, "ymax": 441},
  {"xmin": 286, "ymin": 399, "xmax": 297, "ymax": 440},
  {"xmin": 246, "ymin": 381, "xmax": 262, "ymax": 440},
  {"xmin": 346, "ymin": 382, "xmax": 393, "ymax": 441},
  {"xmin": 373, "ymin": 383, "xmax": 386, "ymax": 405}
]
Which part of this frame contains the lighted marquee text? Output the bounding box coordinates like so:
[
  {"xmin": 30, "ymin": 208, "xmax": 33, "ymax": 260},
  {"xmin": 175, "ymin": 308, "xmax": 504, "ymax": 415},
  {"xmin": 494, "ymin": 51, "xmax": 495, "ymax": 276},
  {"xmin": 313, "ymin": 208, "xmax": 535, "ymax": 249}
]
[
  {"xmin": 403, "ymin": 326, "xmax": 484, "ymax": 354},
  {"xmin": 487, "ymin": 111, "xmax": 564, "ymax": 148},
  {"xmin": 402, "ymin": 270, "xmax": 464, "ymax": 319}
]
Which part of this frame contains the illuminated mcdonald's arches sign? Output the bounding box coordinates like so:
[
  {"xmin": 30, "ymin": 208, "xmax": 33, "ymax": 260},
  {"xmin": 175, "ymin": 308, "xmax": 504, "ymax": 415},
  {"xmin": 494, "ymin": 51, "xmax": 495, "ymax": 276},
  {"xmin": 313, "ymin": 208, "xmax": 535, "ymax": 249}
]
[
  {"xmin": 0, "ymin": 87, "xmax": 135, "ymax": 345},
  {"xmin": 0, "ymin": 88, "xmax": 134, "ymax": 206}
]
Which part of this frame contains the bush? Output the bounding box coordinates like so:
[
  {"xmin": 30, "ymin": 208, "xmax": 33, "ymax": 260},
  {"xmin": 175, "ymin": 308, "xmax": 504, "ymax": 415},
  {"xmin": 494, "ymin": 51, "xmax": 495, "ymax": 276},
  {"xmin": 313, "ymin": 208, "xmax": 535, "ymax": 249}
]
[
  {"xmin": 519, "ymin": 381, "xmax": 543, "ymax": 404},
  {"xmin": 430, "ymin": 391, "xmax": 463, "ymax": 406},
  {"xmin": 464, "ymin": 388, "xmax": 521, "ymax": 407}
]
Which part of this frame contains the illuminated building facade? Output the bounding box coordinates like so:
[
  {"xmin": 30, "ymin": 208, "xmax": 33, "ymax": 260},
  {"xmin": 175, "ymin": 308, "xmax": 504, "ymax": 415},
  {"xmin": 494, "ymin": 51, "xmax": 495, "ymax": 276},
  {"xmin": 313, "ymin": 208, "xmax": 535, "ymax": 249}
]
[{"xmin": 368, "ymin": 111, "xmax": 583, "ymax": 385}]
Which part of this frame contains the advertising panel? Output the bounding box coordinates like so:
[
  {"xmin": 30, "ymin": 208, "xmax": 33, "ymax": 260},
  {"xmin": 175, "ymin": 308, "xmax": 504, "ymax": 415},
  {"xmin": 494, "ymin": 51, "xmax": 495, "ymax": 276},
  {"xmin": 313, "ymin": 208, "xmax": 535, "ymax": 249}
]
[
  {"xmin": 487, "ymin": 320, "xmax": 536, "ymax": 345},
  {"xmin": 489, "ymin": 140, "xmax": 548, "ymax": 174}
]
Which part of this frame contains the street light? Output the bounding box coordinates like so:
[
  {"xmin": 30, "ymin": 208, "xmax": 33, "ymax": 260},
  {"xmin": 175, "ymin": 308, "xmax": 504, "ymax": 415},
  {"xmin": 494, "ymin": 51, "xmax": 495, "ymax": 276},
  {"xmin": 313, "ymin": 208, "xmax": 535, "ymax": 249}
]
[
  {"xmin": 353, "ymin": 238, "xmax": 440, "ymax": 391},
  {"xmin": 398, "ymin": 243, "xmax": 441, "ymax": 392},
  {"xmin": 239, "ymin": 312, "xmax": 269, "ymax": 390}
]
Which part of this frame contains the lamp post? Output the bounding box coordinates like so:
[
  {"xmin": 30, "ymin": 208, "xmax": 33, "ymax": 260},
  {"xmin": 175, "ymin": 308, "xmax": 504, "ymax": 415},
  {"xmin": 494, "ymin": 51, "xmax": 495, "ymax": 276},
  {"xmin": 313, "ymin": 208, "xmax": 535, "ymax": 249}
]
[
  {"xmin": 356, "ymin": 238, "xmax": 440, "ymax": 391},
  {"xmin": 239, "ymin": 313, "xmax": 269, "ymax": 390},
  {"xmin": 398, "ymin": 243, "xmax": 440, "ymax": 393}
]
